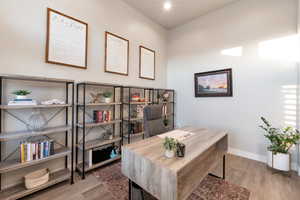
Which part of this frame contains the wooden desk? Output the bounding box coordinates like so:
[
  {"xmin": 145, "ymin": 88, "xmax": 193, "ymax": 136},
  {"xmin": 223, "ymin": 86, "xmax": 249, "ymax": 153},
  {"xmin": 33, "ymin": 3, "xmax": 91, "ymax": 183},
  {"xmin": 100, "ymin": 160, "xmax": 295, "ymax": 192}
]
[{"xmin": 121, "ymin": 127, "xmax": 228, "ymax": 200}]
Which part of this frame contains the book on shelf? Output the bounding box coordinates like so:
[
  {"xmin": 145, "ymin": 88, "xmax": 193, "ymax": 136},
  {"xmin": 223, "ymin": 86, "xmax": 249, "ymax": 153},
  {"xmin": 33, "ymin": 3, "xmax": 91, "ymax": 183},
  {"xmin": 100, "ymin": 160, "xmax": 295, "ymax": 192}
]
[
  {"xmin": 93, "ymin": 110, "xmax": 112, "ymax": 123},
  {"xmin": 8, "ymin": 99, "xmax": 37, "ymax": 106},
  {"xmin": 20, "ymin": 140, "xmax": 54, "ymax": 163},
  {"xmin": 84, "ymin": 150, "xmax": 93, "ymax": 167}
]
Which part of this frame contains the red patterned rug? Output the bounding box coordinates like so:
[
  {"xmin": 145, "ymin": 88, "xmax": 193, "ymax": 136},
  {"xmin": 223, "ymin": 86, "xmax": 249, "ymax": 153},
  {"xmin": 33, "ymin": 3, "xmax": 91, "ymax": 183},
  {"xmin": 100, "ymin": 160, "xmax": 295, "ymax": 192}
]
[{"xmin": 93, "ymin": 162, "xmax": 250, "ymax": 200}]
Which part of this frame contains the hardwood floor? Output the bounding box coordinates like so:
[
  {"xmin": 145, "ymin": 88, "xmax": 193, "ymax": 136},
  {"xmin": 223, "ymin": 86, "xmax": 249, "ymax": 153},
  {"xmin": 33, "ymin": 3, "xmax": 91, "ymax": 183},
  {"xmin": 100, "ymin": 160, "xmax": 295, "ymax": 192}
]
[{"xmin": 23, "ymin": 154, "xmax": 300, "ymax": 200}]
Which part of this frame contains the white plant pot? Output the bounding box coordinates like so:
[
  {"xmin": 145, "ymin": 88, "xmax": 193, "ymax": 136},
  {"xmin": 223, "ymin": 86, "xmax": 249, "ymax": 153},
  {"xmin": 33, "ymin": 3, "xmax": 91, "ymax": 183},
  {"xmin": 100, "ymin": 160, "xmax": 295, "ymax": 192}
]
[
  {"xmin": 16, "ymin": 95, "xmax": 27, "ymax": 100},
  {"xmin": 165, "ymin": 150, "xmax": 175, "ymax": 158},
  {"xmin": 104, "ymin": 98, "xmax": 112, "ymax": 103},
  {"xmin": 267, "ymin": 150, "xmax": 290, "ymax": 171}
]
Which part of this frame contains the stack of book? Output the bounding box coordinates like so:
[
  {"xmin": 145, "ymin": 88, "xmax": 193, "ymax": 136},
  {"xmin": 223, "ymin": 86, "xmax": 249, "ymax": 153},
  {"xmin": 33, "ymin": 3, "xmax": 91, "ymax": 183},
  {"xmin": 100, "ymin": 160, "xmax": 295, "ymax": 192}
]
[
  {"xmin": 8, "ymin": 98, "xmax": 37, "ymax": 106},
  {"xmin": 93, "ymin": 110, "xmax": 112, "ymax": 123},
  {"xmin": 20, "ymin": 140, "xmax": 54, "ymax": 163}
]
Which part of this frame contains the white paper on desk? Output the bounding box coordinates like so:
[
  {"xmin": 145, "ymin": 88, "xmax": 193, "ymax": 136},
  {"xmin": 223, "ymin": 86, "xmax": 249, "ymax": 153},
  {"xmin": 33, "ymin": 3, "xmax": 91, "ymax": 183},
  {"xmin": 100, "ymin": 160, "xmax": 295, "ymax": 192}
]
[{"xmin": 158, "ymin": 130, "xmax": 194, "ymax": 141}]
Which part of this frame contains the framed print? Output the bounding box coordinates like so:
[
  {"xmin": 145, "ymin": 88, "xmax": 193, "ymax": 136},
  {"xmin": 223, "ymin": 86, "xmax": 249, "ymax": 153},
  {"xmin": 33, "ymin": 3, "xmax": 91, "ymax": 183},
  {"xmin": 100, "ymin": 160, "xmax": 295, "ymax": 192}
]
[
  {"xmin": 46, "ymin": 8, "xmax": 88, "ymax": 69},
  {"xmin": 194, "ymin": 68, "xmax": 232, "ymax": 97},
  {"xmin": 105, "ymin": 31, "xmax": 129, "ymax": 76},
  {"xmin": 139, "ymin": 46, "xmax": 155, "ymax": 80}
]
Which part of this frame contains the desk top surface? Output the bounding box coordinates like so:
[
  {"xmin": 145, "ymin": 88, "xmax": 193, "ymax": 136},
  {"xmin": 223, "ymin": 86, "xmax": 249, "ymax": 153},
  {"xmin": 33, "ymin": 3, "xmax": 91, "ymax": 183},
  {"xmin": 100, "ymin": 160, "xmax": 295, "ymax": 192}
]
[{"xmin": 122, "ymin": 127, "xmax": 228, "ymax": 173}]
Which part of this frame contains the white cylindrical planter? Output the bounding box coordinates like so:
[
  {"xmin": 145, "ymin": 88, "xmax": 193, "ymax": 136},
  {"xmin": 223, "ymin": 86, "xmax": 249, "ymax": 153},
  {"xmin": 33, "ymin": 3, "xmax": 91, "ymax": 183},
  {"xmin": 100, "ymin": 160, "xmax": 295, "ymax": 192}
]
[
  {"xmin": 104, "ymin": 98, "xmax": 112, "ymax": 103},
  {"xmin": 16, "ymin": 95, "xmax": 27, "ymax": 100},
  {"xmin": 267, "ymin": 150, "xmax": 290, "ymax": 171},
  {"xmin": 165, "ymin": 150, "xmax": 175, "ymax": 158}
]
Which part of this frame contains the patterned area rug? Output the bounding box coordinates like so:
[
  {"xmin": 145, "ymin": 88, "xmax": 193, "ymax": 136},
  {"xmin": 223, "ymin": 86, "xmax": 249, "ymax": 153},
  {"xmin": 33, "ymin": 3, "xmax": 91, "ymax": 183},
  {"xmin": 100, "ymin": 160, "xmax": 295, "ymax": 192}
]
[{"xmin": 93, "ymin": 162, "xmax": 250, "ymax": 200}]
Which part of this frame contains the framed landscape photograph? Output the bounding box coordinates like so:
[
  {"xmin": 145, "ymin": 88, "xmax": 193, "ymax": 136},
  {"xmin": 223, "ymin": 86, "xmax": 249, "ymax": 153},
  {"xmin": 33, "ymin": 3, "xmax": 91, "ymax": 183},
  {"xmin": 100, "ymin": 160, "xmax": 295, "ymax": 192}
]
[{"xmin": 194, "ymin": 68, "xmax": 232, "ymax": 97}]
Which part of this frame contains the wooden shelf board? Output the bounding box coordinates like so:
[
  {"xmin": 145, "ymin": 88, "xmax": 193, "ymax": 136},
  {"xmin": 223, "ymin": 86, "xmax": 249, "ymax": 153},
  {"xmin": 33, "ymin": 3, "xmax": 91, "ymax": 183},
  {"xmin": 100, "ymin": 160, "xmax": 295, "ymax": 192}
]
[
  {"xmin": 0, "ymin": 104, "xmax": 72, "ymax": 110},
  {"xmin": 158, "ymin": 101, "xmax": 174, "ymax": 104},
  {"xmin": 77, "ymin": 81, "xmax": 122, "ymax": 87},
  {"xmin": 123, "ymin": 132, "xmax": 144, "ymax": 138},
  {"xmin": 77, "ymin": 102, "xmax": 122, "ymax": 107},
  {"xmin": 0, "ymin": 169, "xmax": 70, "ymax": 200},
  {"xmin": 123, "ymin": 117, "xmax": 143, "ymax": 122},
  {"xmin": 77, "ymin": 120, "xmax": 122, "ymax": 128},
  {"xmin": 0, "ymin": 147, "xmax": 71, "ymax": 173},
  {"xmin": 0, "ymin": 74, "xmax": 74, "ymax": 83},
  {"xmin": 123, "ymin": 102, "xmax": 152, "ymax": 105},
  {"xmin": 77, "ymin": 137, "xmax": 121, "ymax": 150},
  {"xmin": 77, "ymin": 156, "xmax": 121, "ymax": 173},
  {"xmin": 0, "ymin": 125, "xmax": 72, "ymax": 142}
]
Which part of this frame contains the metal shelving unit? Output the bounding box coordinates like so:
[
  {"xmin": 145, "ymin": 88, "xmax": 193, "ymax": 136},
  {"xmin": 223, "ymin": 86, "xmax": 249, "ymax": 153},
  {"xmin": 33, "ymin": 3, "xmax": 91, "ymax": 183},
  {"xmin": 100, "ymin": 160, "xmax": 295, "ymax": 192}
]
[
  {"xmin": 76, "ymin": 82, "xmax": 122, "ymax": 179},
  {"xmin": 154, "ymin": 88, "xmax": 175, "ymax": 130},
  {"xmin": 0, "ymin": 74, "xmax": 74, "ymax": 200},
  {"xmin": 122, "ymin": 86, "xmax": 154, "ymax": 144}
]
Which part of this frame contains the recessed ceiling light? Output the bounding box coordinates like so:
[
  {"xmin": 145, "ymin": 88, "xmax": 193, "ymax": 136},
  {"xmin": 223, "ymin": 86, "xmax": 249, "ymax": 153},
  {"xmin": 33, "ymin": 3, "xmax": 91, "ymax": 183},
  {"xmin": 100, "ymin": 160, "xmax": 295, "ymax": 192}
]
[{"xmin": 164, "ymin": 1, "xmax": 172, "ymax": 11}]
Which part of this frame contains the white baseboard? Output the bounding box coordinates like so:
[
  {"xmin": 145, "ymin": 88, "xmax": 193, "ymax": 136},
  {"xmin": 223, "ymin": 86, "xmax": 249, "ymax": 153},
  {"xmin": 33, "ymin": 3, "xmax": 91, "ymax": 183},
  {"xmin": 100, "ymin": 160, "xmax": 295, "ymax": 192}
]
[{"xmin": 228, "ymin": 147, "xmax": 299, "ymax": 172}]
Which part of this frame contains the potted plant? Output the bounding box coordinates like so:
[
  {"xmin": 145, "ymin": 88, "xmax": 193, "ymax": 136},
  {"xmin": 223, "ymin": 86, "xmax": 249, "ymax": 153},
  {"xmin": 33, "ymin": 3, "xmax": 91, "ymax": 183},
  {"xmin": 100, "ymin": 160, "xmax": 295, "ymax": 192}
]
[
  {"xmin": 163, "ymin": 137, "xmax": 178, "ymax": 158},
  {"xmin": 13, "ymin": 90, "xmax": 31, "ymax": 100},
  {"xmin": 163, "ymin": 118, "xmax": 169, "ymax": 127},
  {"xmin": 102, "ymin": 92, "xmax": 112, "ymax": 103},
  {"xmin": 259, "ymin": 117, "xmax": 300, "ymax": 171}
]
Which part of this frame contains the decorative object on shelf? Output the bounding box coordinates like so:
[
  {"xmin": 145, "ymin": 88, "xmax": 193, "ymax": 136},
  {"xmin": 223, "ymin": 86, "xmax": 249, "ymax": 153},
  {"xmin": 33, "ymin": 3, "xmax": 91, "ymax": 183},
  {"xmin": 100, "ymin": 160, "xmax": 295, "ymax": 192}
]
[
  {"xmin": 27, "ymin": 111, "xmax": 47, "ymax": 131},
  {"xmin": 139, "ymin": 97, "xmax": 145, "ymax": 102},
  {"xmin": 13, "ymin": 90, "xmax": 31, "ymax": 100},
  {"xmin": 159, "ymin": 91, "xmax": 170, "ymax": 102},
  {"xmin": 176, "ymin": 142, "xmax": 186, "ymax": 157},
  {"xmin": 46, "ymin": 8, "xmax": 88, "ymax": 69},
  {"xmin": 139, "ymin": 46, "xmax": 155, "ymax": 80},
  {"xmin": 41, "ymin": 99, "xmax": 65, "ymax": 105},
  {"xmin": 24, "ymin": 168, "xmax": 50, "ymax": 189},
  {"xmin": 163, "ymin": 118, "xmax": 169, "ymax": 127},
  {"xmin": 163, "ymin": 137, "xmax": 178, "ymax": 158},
  {"xmin": 105, "ymin": 31, "xmax": 129, "ymax": 76},
  {"xmin": 130, "ymin": 122, "xmax": 143, "ymax": 134},
  {"xmin": 131, "ymin": 93, "xmax": 140, "ymax": 102},
  {"xmin": 93, "ymin": 110, "xmax": 112, "ymax": 123},
  {"xmin": 90, "ymin": 92, "xmax": 102, "ymax": 104},
  {"xmin": 194, "ymin": 68, "xmax": 232, "ymax": 97},
  {"xmin": 102, "ymin": 92, "xmax": 112, "ymax": 103},
  {"xmin": 103, "ymin": 130, "xmax": 113, "ymax": 140},
  {"xmin": 9, "ymin": 90, "xmax": 37, "ymax": 106},
  {"xmin": 162, "ymin": 104, "xmax": 168, "ymax": 116},
  {"xmin": 259, "ymin": 117, "xmax": 300, "ymax": 172},
  {"xmin": 136, "ymin": 105, "xmax": 145, "ymax": 118},
  {"xmin": 110, "ymin": 147, "xmax": 118, "ymax": 159},
  {"xmin": 92, "ymin": 146, "xmax": 115, "ymax": 164}
]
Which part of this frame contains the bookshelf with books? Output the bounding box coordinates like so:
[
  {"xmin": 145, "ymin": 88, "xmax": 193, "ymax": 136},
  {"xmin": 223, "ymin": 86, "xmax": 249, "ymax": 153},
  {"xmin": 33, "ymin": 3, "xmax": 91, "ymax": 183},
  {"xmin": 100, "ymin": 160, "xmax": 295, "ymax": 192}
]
[
  {"xmin": 76, "ymin": 82, "xmax": 122, "ymax": 179},
  {"xmin": 0, "ymin": 74, "xmax": 74, "ymax": 200},
  {"xmin": 122, "ymin": 86, "xmax": 154, "ymax": 144}
]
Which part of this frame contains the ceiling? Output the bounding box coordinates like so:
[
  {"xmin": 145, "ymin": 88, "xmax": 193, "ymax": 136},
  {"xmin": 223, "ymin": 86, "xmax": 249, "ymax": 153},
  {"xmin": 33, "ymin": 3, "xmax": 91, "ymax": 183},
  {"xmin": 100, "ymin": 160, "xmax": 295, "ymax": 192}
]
[{"xmin": 122, "ymin": 0, "xmax": 240, "ymax": 29}]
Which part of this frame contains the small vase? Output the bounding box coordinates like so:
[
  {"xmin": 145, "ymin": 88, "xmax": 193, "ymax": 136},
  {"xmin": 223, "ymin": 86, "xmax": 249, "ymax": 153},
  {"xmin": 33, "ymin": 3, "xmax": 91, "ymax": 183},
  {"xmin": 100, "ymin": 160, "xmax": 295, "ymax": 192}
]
[
  {"xmin": 165, "ymin": 150, "xmax": 175, "ymax": 158},
  {"xmin": 104, "ymin": 98, "xmax": 112, "ymax": 103},
  {"xmin": 27, "ymin": 110, "xmax": 47, "ymax": 131},
  {"xmin": 16, "ymin": 95, "xmax": 27, "ymax": 100}
]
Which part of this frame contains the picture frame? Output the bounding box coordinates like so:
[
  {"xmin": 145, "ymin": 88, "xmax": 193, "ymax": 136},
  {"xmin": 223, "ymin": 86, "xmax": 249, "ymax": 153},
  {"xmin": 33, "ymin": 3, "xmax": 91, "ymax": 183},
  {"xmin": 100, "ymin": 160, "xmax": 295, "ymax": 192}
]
[
  {"xmin": 194, "ymin": 68, "xmax": 232, "ymax": 97},
  {"xmin": 46, "ymin": 8, "xmax": 88, "ymax": 69},
  {"xmin": 139, "ymin": 46, "xmax": 155, "ymax": 80},
  {"xmin": 105, "ymin": 31, "xmax": 129, "ymax": 76}
]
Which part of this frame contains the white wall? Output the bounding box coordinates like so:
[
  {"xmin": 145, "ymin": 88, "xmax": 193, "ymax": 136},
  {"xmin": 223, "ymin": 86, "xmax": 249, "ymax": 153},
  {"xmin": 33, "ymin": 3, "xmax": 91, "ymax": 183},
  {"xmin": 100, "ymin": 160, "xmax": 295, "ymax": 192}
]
[
  {"xmin": 0, "ymin": 0, "xmax": 168, "ymax": 188},
  {"xmin": 0, "ymin": 0, "xmax": 167, "ymax": 88},
  {"xmin": 167, "ymin": 0, "xmax": 299, "ymax": 164}
]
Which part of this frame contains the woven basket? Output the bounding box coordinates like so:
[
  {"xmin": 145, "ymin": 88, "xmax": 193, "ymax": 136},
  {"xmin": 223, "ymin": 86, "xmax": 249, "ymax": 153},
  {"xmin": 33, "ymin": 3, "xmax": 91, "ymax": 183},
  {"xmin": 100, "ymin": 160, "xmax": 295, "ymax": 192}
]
[{"xmin": 24, "ymin": 168, "xmax": 49, "ymax": 189}]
